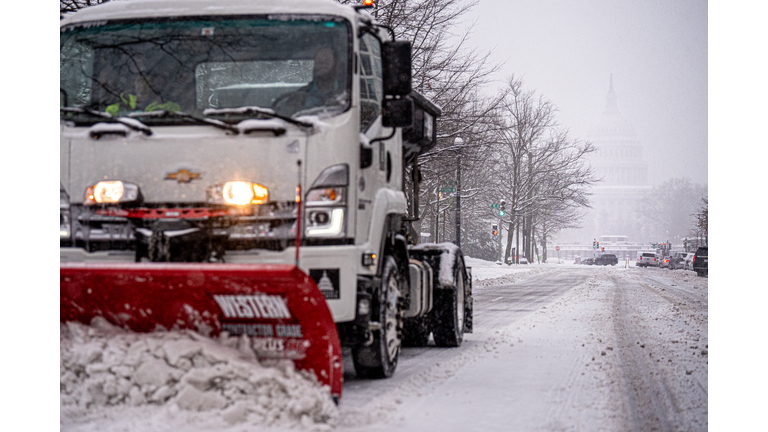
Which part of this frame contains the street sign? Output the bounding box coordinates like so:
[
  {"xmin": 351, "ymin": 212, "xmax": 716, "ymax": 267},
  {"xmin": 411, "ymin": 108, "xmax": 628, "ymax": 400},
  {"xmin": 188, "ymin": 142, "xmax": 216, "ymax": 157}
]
[
  {"xmin": 440, "ymin": 187, "xmax": 456, "ymax": 193},
  {"xmin": 491, "ymin": 203, "xmax": 499, "ymax": 209},
  {"xmin": 556, "ymin": 246, "xmax": 560, "ymax": 251}
]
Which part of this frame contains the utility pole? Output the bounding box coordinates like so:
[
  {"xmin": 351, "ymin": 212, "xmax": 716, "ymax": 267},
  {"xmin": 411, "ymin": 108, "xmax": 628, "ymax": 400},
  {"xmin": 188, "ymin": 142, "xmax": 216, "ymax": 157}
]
[
  {"xmin": 499, "ymin": 200, "xmax": 505, "ymax": 262},
  {"xmin": 442, "ymin": 207, "xmax": 446, "ymax": 244},
  {"xmin": 454, "ymin": 137, "xmax": 463, "ymax": 249}
]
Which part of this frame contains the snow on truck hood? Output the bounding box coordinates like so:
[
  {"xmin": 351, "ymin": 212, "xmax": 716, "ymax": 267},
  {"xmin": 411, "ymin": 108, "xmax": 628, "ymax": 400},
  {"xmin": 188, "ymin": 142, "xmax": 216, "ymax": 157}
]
[
  {"xmin": 61, "ymin": 123, "xmax": 310, "ymax": 204},
  {"xmin": 61, "ymin": 0, "xmax": 357, "ymax": 25}
]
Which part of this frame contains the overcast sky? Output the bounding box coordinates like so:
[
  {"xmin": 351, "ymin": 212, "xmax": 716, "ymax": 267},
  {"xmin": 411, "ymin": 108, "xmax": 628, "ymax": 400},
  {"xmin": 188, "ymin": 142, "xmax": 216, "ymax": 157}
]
[{"xmin": 459, "ymin": 0, "xmax": 708, "ymax": 186}]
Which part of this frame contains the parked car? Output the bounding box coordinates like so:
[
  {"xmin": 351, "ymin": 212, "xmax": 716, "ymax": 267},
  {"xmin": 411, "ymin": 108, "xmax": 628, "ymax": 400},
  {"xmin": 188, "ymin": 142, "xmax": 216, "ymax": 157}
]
[
  {"xmin": 659, "ymin": 256, "xmax": 671, "ymax": 269},
  {"xmin": 692, "ymin": 246, "xmax": 708, "ymax": 277},
  {"xmin": 505, "ymin": 257, "xmax": 529, "ymax": 265},
  {"xmin": 668, "ymin": 252, "xmax": 687, "ymax": 270},
  {"xmin": 595, "ymin": 253, "xmax": 618, "ymax": 266},
  {"xmin": 683, "ymin": 252, "xmax": 695, "ymax": 270},
  {"xmin": 636, "ymin": 252, "xmax": 659, "ymax": 268}
]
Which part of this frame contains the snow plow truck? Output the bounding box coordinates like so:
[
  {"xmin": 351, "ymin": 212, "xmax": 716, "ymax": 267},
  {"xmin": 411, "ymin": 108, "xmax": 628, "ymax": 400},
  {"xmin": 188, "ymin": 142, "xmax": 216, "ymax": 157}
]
[{"xmin": 60, "ymin": 0, "xmax": 473, "ymax": 402}]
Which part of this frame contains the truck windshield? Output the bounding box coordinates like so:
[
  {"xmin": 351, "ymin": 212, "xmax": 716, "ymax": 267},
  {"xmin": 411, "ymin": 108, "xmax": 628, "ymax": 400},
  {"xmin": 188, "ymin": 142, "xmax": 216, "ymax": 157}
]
[{"xmin": 60, "ymin": 17, "xmax": 351, "ymax": 124}]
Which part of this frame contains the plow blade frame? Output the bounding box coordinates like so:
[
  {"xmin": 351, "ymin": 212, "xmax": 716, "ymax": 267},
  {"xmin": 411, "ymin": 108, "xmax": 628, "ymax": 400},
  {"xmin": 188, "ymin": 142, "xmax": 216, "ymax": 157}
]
[{"xmin": 61, "ymin": 263, "xmax": 342, "ymax": 400}]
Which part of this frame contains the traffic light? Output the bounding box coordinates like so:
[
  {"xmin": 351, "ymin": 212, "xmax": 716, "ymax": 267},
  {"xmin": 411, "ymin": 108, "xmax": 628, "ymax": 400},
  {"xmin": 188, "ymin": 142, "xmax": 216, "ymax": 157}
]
[
  {"xmin": 596, "ymin": 241, "xmax": 599, "ymax": 249},
  {"xmin": 492, "ymin": 224, "xmax": 498, "ymax": 236},
  {"xmin": 500, "ymin": 200, "xmax": 506, "ymax": 211},
  {"xmin": 602, "ymin": 247, "xmax": 604, "ymax": 252},
  {"xmin": 592, "ymin": 239, "xmax": 596, "ymax": 249}
]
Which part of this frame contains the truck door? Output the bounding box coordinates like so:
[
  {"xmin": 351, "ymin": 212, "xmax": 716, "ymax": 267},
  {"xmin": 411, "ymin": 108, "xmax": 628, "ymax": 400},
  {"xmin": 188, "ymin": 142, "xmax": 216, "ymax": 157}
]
[{"xmin": 356, "ymin": 32, "xmax": 384, "ymax": 242}]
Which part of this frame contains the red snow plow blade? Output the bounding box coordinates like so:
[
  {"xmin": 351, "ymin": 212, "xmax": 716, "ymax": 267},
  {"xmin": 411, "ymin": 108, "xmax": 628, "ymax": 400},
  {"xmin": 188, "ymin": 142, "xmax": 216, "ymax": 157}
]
[{"xmin": 60, "ymin": 263, "xmax": 342, "ymax": 400}]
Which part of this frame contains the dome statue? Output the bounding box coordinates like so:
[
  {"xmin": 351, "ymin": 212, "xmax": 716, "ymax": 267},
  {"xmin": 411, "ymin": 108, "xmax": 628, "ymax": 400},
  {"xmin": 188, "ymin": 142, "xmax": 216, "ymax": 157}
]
[{"xmin": 587, "ymin": 75, "xmax": 638, "ymax": 142}]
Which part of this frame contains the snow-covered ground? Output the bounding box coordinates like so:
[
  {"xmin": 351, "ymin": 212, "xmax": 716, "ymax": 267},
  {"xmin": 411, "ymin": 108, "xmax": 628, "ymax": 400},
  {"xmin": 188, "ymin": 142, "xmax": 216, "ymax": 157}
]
[{"xmin": 60, "ymin": 259, "xmax": 708, "ymax": 431}]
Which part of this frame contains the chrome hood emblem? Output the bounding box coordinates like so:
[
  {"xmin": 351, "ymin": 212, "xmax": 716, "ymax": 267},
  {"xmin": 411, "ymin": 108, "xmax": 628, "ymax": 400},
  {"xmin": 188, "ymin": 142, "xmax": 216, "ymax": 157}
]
[{"xmin": 165, "ymin": 169, "xmax": 201, "ymax": 184}]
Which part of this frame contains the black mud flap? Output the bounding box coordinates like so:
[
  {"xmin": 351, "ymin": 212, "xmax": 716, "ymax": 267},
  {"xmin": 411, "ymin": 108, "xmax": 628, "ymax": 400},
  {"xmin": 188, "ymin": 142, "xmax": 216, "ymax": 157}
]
[{"xmin": 464, "ymin": 266, "xmax": 473, "ymax": 334}]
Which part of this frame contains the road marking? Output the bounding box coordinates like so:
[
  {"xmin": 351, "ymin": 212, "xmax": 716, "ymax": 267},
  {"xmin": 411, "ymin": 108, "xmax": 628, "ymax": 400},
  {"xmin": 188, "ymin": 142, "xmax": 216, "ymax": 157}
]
[{"xmin": 491, "ymin": 296, "xmax": 503, "ymax": 302}]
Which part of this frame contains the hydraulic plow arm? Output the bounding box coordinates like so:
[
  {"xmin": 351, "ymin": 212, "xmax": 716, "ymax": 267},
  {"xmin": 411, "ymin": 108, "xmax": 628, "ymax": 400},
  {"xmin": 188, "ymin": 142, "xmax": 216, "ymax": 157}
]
[{"xmin": 60, "ymin": 263, "xmax": 343, "ymax": 400}]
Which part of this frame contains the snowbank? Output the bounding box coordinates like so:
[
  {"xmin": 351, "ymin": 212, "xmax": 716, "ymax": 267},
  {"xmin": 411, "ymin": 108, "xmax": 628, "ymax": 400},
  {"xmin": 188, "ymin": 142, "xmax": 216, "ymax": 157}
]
[
  {"xmin": 60, "ymin": 319, "xmax": 337, "ymax": 431},
  {"xmin": 464, "ymin": 256, "xmax": 548, "ymax": 283}
]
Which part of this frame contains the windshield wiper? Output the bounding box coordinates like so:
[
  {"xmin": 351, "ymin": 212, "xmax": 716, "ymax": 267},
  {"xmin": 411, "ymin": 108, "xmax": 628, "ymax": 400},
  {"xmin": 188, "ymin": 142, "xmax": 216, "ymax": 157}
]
[
  {"xmin": 203, "ymin": 106, "xmax": 314, "ymax": 129},
  {"xmin": 129, "ymin": 110, "xmax": 239, "ymax": 134},
  {"xmin": 60, "ymin": 107, "xmax": 152, "ymax": 136}
]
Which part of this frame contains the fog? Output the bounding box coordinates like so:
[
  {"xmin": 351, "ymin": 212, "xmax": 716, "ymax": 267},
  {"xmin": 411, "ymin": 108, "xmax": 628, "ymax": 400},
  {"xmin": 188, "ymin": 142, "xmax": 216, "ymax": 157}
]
[{"xmin": 460, "ymin": 0, "xmax": 708, "ymax": 186}]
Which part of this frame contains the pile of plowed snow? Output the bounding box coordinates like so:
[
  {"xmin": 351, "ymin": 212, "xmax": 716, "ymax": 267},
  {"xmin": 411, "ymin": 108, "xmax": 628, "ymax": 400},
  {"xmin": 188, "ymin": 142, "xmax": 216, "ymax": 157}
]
[
  {"xmin": 471, "ymin": 266, "xmax": 552, "ymax": 288},
  {"xmin": 60, "ymin": 318, "xmax": 338, "ymax": 431}
]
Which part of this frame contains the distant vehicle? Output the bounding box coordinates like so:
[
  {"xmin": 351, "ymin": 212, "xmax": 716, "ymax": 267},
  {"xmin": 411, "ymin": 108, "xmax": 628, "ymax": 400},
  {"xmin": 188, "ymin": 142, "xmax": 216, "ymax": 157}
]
[
  {"xmin": 668, "ymin": 252, "xmax": 687, "ymax": 270},
  {"xmin": 637, "ymin": 252, "xmax": 659, "ymax": 268},
  {"xmin": 583, "ymin": 257, "xmax": 595, "ymax": 265},
  {"xmin": 659, "ymin": 256, "xmax": 671, "ymax": 269},
  {"xmin": 595, "ymin": 253, "xmax": 618, "ymax": 266},
  {"xmin": 599, "ymin": 235, "xmax": 629, "ymax": 244},
  {"xmin": 683, "ymin": 252, "xmax": 695, "ymax": 270},
  {"xmin": 505, "ymin": 256, "xmax": 528, "ymax": 265},
  {"xmin": 692, "ymin": 246, "xmax": 708, "ymax": 277}
]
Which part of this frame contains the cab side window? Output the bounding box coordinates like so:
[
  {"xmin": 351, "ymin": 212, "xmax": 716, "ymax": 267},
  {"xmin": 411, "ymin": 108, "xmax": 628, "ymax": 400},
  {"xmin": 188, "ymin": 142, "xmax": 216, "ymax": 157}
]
[{"xmin": 359, "ymin": 33, "xmax": 383, "ymax": 132}]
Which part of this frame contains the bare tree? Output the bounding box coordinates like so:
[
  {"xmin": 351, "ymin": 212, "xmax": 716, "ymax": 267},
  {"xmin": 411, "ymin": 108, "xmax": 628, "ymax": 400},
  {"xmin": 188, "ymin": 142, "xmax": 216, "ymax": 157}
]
[
  {"xmin": 689, "ymin": 196, "xmax": 708, "ymax": 248},
  {"xmin": 61, "ymin": 0, "xmax": 109, "ymax": 14},
  {"xmin": 639, "ymin": 178, "xmax": 707, "ymax": 243},
  {"xmin": 491, "ymin": 76, "xmax": 596, "ymax": 263}
]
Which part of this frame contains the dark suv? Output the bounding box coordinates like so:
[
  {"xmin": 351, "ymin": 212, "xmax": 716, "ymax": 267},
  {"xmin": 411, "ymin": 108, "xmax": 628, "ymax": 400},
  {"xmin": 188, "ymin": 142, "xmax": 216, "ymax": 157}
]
[
  {"xmin": 692, "ymin": 246, "xmax": 708, "ymax": 277},
  {"xmin": 595, "ymin": 253, "xmax": 619, "ymax": 266}
]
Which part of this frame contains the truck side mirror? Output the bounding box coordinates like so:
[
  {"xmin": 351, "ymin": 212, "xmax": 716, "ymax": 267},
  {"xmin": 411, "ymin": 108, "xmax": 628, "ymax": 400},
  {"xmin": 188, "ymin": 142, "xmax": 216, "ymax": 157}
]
[
  {"xmin": 382, "ymin": 41, "xmax": 411, "ymax": 96},
  {"xmin": 382, "ymin": 98, "xmax": 413, "ymax": 128}
]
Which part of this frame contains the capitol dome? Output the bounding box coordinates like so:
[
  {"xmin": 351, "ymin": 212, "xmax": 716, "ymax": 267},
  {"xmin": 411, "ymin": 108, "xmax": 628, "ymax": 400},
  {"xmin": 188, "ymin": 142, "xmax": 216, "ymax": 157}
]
[{"xmin": 586, "ymin": 76, "xmax": 648, "ymax": 187}]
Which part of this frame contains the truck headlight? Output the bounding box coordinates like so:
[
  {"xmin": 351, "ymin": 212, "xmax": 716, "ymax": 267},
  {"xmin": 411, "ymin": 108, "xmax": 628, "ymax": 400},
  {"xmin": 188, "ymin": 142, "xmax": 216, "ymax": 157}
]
[
  {"xmin": 207, "ymin": 181, "xmax": 269, "ymax": 205},
  {"xmin": 83, "ymin": 181, "xmax": 140, "ymax": 205},
  {"xmin": 305, "ymin": 164, "xmax": 348, "ymax": 238},
  {"xmin": 306, "ymin": 208, "xmax": 345, "ymax": 237},
  {"xmin": 306, "ymin": 187, "xmax": 345, "ymax": 206}
]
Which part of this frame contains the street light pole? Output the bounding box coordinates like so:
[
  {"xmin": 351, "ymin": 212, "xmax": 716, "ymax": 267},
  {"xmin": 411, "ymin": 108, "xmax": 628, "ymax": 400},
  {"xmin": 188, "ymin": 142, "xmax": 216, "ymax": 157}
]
[{"xmin": 454, "ymin": 137, "xmax": 463, "ymax": 248}]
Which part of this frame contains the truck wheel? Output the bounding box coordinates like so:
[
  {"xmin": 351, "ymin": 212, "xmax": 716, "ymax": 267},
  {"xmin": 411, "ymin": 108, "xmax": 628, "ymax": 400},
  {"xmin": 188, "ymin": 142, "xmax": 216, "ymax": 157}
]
[
  {"xmin": 402, "ymin": 316, "xmax": 430, "ymax": 347},
  {"xmin": 352, "ymin": 255, "xmax": 403, "ymax": 378},
  {"xmin": 431, "ymin": 258, "xmax": 465, "ymax": 347}
]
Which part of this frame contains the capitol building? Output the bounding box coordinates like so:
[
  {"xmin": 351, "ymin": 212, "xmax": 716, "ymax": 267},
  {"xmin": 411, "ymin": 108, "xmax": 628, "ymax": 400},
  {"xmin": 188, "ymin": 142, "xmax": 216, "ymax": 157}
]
[{"xmin": 558, "ymin": 77, "xmax": 652, "ymax": 244}]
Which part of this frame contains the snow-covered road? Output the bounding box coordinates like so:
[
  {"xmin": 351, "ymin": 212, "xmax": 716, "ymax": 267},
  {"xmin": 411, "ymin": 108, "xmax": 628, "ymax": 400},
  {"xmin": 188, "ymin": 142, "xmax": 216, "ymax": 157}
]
[
  {"xmin": 61, "ymin": 261, "xmax": 708, "ymax": 431},
  {"xmin": 336, "ymin": 262, "xmax": 708, "ymax": 431}
]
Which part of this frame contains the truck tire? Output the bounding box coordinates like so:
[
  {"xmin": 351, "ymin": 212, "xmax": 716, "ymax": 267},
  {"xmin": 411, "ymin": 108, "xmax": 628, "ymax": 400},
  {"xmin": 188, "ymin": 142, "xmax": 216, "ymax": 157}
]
[
  {"xmin": 431, "ymin": 258, "xmax": 466, "ymax": 348},
  {"xmin": 402, "ymin": 316, "xmax": 430, "ymax": 347},
  {"xmin": 352, "ymin": 255, "xmax": 403, "ymax": 378}
]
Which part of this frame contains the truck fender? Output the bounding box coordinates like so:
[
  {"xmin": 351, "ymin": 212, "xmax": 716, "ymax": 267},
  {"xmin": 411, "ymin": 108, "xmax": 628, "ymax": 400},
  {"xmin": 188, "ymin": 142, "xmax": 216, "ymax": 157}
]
[{"xmin": 366, "ymin": 188, "xmax": 407, "ymax": 268}]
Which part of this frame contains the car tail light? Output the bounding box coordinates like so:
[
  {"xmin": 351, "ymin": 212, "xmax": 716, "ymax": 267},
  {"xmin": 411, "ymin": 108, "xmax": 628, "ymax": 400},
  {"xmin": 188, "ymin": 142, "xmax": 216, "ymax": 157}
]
[{"xmin": 693, "ymin": 255, "xmax": 696, "ymax": 263}]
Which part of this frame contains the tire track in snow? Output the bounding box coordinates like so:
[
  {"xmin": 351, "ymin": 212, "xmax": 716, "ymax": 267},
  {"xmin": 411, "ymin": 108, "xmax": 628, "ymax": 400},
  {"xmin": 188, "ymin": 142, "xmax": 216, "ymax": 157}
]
[{"xmin": 611, "ymin": 275, "xmax": 677, "ymax": 432}]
